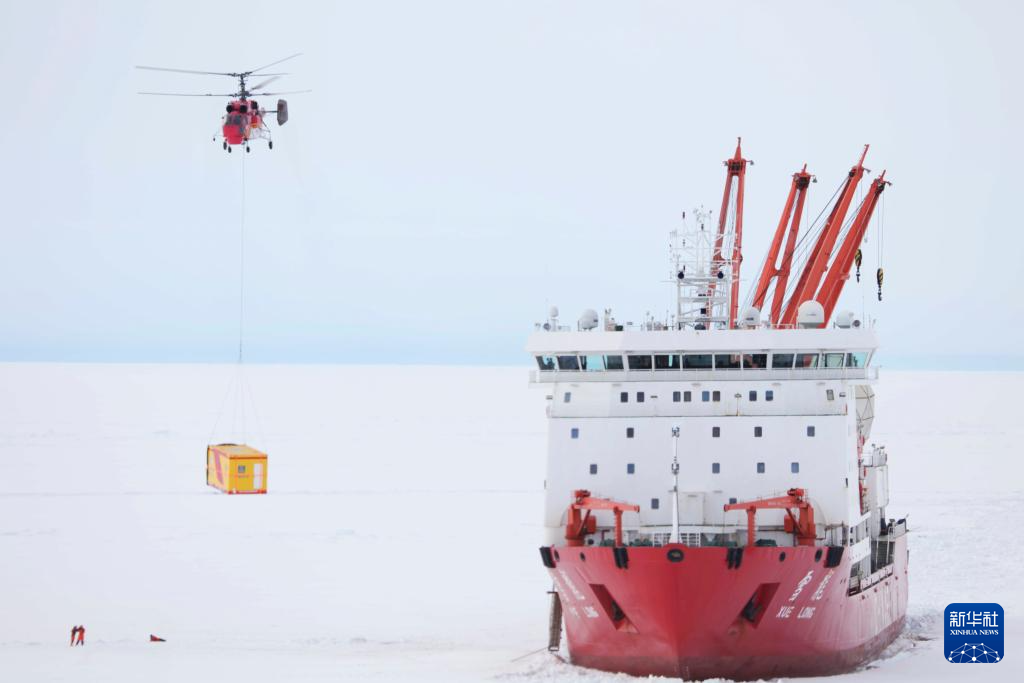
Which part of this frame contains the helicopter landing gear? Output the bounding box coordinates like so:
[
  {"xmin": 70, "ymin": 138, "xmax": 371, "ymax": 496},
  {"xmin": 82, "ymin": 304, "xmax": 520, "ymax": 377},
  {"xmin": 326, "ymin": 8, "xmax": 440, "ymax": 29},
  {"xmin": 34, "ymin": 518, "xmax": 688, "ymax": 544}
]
[
  {"xmin": 268, "ymin": 140, "xmax": 273, "ymax": 150},
  {"xmin": 222, "ymin": 141, "xmax": 227, "ymax": 151},
  {"xmin": 228, "ymin": 145, "xmax": 233, "ymax": 153},
  {"xmin": 245, "ymin": 145, "xmax": 251, "ymax": 153}
]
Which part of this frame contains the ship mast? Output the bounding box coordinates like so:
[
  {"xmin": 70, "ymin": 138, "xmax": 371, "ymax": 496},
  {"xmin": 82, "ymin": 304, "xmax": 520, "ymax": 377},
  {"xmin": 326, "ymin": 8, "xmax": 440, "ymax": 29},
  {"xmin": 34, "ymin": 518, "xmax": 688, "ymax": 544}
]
[{"xmin": 670, "ymin": 207, "xmax": 731, "ymax": 329}]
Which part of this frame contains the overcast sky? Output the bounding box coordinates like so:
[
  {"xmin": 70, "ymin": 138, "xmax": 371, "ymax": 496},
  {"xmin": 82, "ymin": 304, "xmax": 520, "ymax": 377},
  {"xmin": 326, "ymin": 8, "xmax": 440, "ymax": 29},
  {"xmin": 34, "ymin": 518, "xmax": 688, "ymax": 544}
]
[{"xmin": 0, "ymin": 1, "xmax": 1020, "ymax": 366}]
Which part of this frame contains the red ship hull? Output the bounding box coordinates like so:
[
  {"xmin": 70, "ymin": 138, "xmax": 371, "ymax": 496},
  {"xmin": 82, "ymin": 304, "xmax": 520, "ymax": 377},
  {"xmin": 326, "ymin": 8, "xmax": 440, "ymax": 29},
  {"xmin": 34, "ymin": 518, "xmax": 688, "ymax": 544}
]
[{"xmin": 545, "ymin": 536, "xmax": 908, "ymax": 680}]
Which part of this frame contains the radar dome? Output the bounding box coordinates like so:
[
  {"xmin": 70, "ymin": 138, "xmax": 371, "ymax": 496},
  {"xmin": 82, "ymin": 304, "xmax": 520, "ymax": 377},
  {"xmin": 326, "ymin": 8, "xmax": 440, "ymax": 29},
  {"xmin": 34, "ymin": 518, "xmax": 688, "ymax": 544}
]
[
  {"xmin": 835, "ymin": 310, "xmax": 862, "ymax": 329},
  {"xmin": 739, "ymin": 306, "xmax": 760, "ymax": 328},
  {"xmin": 579, "ymin": 309, "xmax": 599, "ymax": 330},
  {"xmin": 796, "ymin": 301, "xmax": 825, "ymax": 328}
]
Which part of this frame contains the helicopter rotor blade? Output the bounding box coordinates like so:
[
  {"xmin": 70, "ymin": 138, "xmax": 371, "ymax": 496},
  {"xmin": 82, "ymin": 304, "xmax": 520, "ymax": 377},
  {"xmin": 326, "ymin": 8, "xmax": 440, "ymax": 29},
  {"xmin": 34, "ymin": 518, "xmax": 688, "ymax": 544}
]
[
  {"xmin": 136, "ymin": 65, "xmax": 235, "ymax": 77},
  {"xmin": 137, "ymin": 91, "xmax": 237, "ymax": 97},
  {"xmin": 245, "ymin": 53, "xmax": 302, "ymax": 75},
  {"xmin": 249, "ymin": 75, "xmax": 282, "ymax": 91},
  {"xmin": 249, "ymin": 89, "xmax": 311, "ymax": 96}
]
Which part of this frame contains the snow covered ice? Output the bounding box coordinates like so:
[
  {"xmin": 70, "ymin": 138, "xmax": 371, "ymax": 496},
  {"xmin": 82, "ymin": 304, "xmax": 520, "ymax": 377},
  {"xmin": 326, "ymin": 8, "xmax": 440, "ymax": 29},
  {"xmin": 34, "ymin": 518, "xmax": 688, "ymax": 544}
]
[{"xmin": 0, "ymin": 363, "xmax": 1021, "ymax": 681}]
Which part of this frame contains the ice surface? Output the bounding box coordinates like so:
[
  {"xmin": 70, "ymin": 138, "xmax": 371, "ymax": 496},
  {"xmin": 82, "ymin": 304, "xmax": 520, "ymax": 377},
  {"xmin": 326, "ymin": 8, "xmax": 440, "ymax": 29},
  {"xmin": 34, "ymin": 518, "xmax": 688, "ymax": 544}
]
[{"xmin": 0, "ymin": 364, "xmax": 1021, "ymax": 681}]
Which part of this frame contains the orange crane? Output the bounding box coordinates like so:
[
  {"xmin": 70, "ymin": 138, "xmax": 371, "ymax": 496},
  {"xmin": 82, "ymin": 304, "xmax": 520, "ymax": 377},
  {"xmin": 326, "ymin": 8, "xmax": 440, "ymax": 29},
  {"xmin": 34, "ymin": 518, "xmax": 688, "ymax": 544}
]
[
  {"xmin": 724, "ymin": 488, "xmax": 817, "ymax": 547},
  {"xmin": 709, "ymin": 138, "xmax": 749, "ymax": 328},
  {"xmin": 779, "ymin": 146, "xmax": 870, "ymax": 326},
  {"xmin": 564, "ymin": 489, "xmax": 640, "ymax": 548},
  {"xmin": 816, "ymin": 172, "xmax": 890, "ymax": 323},
  {"xmin": 750, "ymin": 165, "xmax": 812, "ymax": 325}
]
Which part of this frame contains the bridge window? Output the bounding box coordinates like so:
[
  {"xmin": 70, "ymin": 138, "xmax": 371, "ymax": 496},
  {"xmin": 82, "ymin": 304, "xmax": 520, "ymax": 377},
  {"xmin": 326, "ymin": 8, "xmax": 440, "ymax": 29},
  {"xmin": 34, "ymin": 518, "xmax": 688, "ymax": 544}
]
[
  {"xmin": 757, "ymin": 462, "xmax": 765, "ymax": 473},
  {"xmin": 589, "ymin": 463, "xmax": 597, "ymax": 474},
  {"xmin": 749, "ymin": 390, "xmax": 757, "ymax": 401},
  {"xmin": 651, "ymin": 498, "xmax": 660, "ymax": 510},
  {"xmin": 557, "ymin": 355, "xmax": 580, "ymax": 371},
  {"xmin": 715, "ymin": 353, "xmax": 741, "ymax": 369},
  {"xmin": 683, "ymin": 354, "xmax": 712, "ymax": 370},
  {"xmin": 684, "ymin": 391, "xmax": 692, "ymax": 402},
  {"xmin": 627, "ymin": 463, "xmax": 635, "ymax": 474},
  {"xmin": 712, "ymin": 390, "xmax": 721, "ymax": 402},
  {"xmin": 795, "ymin": 353, "xmax": 820, "ymax": 368},
  {"xmin": 626, "ymin": 427, "xmax": 635, "ymax": 438},
  {"xmin": 743, "ymin": 353, "xmax": 768, "ymax": 369},
  {"xmin": 791, "ymin": 462, "xmax": 800, "ymax": 473},
  {"xmin": 702, "ymin": 390, "xmax": 710, "ymax": 402},
  {"xmin": 826, "ymin": 389, "xmax": 835, "ymax": 401},
  {"xmin": 637, "ymin": 392, "xmax": 645, "ymax": 403},
  {"xmin": 563, "ymin": 392, "xmax": 571, "ymax": 403},
  {"xmin": 847, "ymin": 351, "xmax": 869, "ymax": 368},
  {"xmin": 771, "ymin": 353, "xmax": 794, "ymax": 368},
  {"xmin": 673, "ymin": 391, "xmax": 681, "ymax": 402},
  {"xmin": 571, "ymin": 428, "xmax": 580, "ymax": 439},
  {"xmin": 754, "ymin": 426, "xmax": 762, "ymax": 437},
  {"xmin": 535, "ymin": 355, "xmax": 556, "ymax": 371},
  {"xmin": 807, "ymin": 425, "xmax": 816, "ymax": 437},
  {"xmin": 605, "ymin": 355, "xmax": 625, "ymax": 370},
  {"xmin": 712, "ymin": 426, "xmax": 721, "ymax": 438},
  {"xmin": 766, "ymin": 390, "xmax": 774, "ymax": 401},
  {"xmin": 580, "ymin": 355, "xmax": 605, "ymax": 371},
  {"xmin": 627, "ymin": 354, "xmax": 653, "ymax": 370},
  {"xmin": 728, "ymin": 497, "xmax": 737, "ymax": 505},
  {"xmin": 655, "ymin": 354, "xmax": 681, "ymax": 370},
  {"xmin": 712, "ymin": 462, "xmax": 720, "ymax": 474},
  {"xmin": 823, "ymin": 352, "xmax": 845, "ymax": 368},
  {"xmin": 620, "ymin": 392, "xmax": 628, "ymax": 403}
]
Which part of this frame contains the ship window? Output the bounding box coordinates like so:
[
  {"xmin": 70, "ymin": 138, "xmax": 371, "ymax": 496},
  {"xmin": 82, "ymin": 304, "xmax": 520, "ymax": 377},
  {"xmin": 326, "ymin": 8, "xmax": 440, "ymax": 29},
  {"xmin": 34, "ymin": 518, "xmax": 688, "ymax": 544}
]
[
  {"xmin": 605, "ymin": 355, "xmax": 625, "ymax": 370},
  {"xmin": 754, "ymin": 426, "xmax": 762, "ymax": 437},
  {"xmin": 589, "ymin": 463, "xmax": 597, "ymax": 474},
  {"xmin": 536, "ymin": 355, "xmax": 556, "ymax": 371},
  {"xmin": 765, "ymin": 390, "xmax": 774, "ymax": 401},
  {"xmin": 237, "ymin": 465, "xmax": 246, "ymax": 474},
  {"xmin": 626, "ymin": 427, "xmax": 635, "ymax": 438},
  {"xmin": 712, "ymin": 426, "xmax": 721, "ymax": 438},
  {"xmin": 749, "ymin": 390, "xmax": 757, "ymax": 401},
  {"xmin": 743, "ymin": 353, "xmax": 768, "ymax": 369},
  {"xmin": 712, "ymin": 390, "xmax": 721, "ymax": 402},
  {"xmin": 655, "ymin": 354, "xmax": 681, "ymax": 370},
  {"xmin": 563, "ymin": 392, "xmax": 572, "ymax": 403},
  {"xmin": 728, "ymin": 497, "xmax": 737, "ymax": 505},
  {"xmin": 636, "ymin": 392, "xmax": 645, "ymax": 403},
  {"xmin": 672, "ymin": 391, "xmax": 681, "ymax": 402},
  {"xmin": 581, "ymin": 355, "xmax": 605, "ymax": 371},
  {"xmin": 712, "ymin": 462, "xmax": 720, "ymax": 474},
  {"xmin": 824, "ymin": 352, "xmax": 845, "ymax": 368},
  {"xmin": 651, "ymin": 498, "xmax": 660, "ymax": 510},
  {"xmin": 683, "ymin": 353, "xmax": 712, "ymax": 370},
  {"xmin": 627, "ymin": 354, "xmax": 653, "ymax": 370},
  {"xmin": 771, "ymin": 353, "xmax": 795, "ymax": 368},
  {"xmin": 847, "ymin": 351, "xmax": 869, "ymax": 368},
  {"xmin": 826, "ymin": 389, "xmax": 835, "ymax": 401},
  {"xmin": 807, "ymin": 425, "xmax": 816, "ymax": 437},
  {"xmin": 702, "ymin": 390, "xmax": 710, "ymax": 402},
  {"xmin": 795, "ymin": 353, "xmax": 820, "ymax": 368},
  {"xmin": 557, "ymin": 355, "xmax": 580, "ymax": 371},
  {"xmin": 684, "ymin": 391, "xmax": 692, "ymax": 402},
  {"xmin": 627, "ymin": 463, "xmax": 635, "ymax": 474},
  {"xmin": 757, "ymin": 462, "xmax": 765, "ymax": 474},
  {"xmin": 715, "ymin": 353, "xmax": 741, "ymax": 369},
  {"xmin": 791, "ymin": 462, "xmax": 800, "ymax": 473},
  {"xmin": 620, "ymin": 391, "xmax": 628, "ymax": 403},
  {"xmin": 571, "ymin": 428, "xmax": 580, "ymax": 439}
]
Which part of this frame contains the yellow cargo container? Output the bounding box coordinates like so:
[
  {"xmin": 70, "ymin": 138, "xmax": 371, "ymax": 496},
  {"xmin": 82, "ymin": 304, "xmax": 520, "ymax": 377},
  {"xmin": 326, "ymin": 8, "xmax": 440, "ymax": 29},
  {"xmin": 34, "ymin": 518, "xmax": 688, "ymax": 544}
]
[{"xmin": 206, "ymin": 444, "xmax": 268, "ymax": 494}]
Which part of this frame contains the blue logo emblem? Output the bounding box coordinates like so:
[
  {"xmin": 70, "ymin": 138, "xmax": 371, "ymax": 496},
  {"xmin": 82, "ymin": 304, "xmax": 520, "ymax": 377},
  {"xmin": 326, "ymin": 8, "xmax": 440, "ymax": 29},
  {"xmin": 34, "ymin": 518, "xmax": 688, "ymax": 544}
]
[{"xmin": 945, "ymin": 603, "xmax": 1003, "ymax": 663}]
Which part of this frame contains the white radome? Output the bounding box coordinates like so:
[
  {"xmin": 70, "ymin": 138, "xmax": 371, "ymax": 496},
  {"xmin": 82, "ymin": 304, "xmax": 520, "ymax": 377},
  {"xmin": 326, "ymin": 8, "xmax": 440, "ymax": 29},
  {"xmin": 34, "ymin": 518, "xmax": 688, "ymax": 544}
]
[
  {"xmin": 796, "ymin": 300, "xmax": 825, "ymax": 328},
  {"xmin": 579, "ymin": 309, "xmax": 599, "ymax": 330}
]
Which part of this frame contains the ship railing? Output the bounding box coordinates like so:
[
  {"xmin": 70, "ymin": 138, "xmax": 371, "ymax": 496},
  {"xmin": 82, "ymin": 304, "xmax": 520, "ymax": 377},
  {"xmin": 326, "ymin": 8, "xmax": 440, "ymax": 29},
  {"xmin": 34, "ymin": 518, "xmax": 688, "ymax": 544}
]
[{"xmin": 530, "ymin": 366, "xmax": 878, "ymax": 383}]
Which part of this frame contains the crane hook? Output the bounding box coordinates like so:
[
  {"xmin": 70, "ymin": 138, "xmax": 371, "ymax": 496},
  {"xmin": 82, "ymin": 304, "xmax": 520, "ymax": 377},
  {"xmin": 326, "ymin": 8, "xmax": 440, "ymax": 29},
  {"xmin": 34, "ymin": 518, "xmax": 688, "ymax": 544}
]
[
  {"xmin": 854, "ymin": 249, "xmax": 863, "ymax": 282},
  {"xmin": 876, "ymin": 267, "xmax": 884, "ymax": 301}
]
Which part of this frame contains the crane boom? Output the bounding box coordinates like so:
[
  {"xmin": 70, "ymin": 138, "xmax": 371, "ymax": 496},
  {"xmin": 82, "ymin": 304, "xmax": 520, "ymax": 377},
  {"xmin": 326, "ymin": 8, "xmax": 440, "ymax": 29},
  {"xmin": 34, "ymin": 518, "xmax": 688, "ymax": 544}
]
[
  {"xmin": 751, "ymin": 165, "xmax": 812, "ymax": 325},
  {"xmin": 780, "ymin": 146, "xmax": 869, "ymax": 326},
  {"xmin": 709, "ymin": 138, "xmax": 748, "ymax": 328},
  {"xmin": 816, "ymin": 172, "xmax": 890, "ymax": 322}
]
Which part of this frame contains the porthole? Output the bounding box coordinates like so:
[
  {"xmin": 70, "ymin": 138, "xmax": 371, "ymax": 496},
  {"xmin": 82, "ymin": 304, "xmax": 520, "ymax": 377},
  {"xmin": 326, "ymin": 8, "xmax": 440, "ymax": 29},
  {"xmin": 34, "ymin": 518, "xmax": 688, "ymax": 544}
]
[
  {"xmin": 667, "ymin": 548, "xmax": 684, "ymax": 563},
  {"xmin": 579, "ymin": 552, "xmax": 586, "ymax": 562},
  {"xmin": 814, "ymin": 548, "xmax": 823, "ymax": 562},
  {"xmin": 779, "ymin": 552, "xmax": 787, "ymax": 562}
]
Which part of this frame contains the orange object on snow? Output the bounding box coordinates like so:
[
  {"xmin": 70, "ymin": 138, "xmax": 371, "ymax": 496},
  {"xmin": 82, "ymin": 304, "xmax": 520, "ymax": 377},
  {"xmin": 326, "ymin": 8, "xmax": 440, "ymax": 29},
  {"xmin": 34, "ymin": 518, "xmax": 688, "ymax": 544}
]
[{"xmin": 150, "ymin": 634, "xmax": 166, "ymax": 642}]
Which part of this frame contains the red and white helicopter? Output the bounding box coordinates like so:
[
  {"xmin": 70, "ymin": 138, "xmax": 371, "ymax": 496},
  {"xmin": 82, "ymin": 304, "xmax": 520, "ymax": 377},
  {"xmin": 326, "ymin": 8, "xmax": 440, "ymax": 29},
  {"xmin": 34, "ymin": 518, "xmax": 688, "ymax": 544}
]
[{"xmin": 137, "ymin": 54, "xmax": 309, "ymax": 152}]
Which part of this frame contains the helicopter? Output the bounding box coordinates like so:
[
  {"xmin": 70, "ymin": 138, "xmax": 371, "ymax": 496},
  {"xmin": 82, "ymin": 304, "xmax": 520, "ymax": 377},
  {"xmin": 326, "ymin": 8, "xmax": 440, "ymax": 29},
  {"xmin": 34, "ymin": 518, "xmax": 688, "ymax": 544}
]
[{"xmin": 136, "ymin": 54, "xmax": 309, "ymax": 152}]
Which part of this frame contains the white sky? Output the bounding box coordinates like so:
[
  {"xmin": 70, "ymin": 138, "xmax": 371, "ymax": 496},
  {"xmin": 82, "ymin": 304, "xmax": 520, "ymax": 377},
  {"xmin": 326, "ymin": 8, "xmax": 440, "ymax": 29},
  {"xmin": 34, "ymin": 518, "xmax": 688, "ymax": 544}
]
[{"xmin": 0, "ymin": 1, "xmax": 1020, "ymax": 365}]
